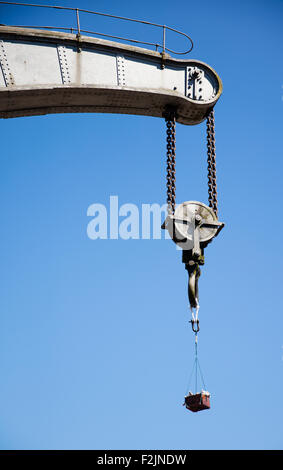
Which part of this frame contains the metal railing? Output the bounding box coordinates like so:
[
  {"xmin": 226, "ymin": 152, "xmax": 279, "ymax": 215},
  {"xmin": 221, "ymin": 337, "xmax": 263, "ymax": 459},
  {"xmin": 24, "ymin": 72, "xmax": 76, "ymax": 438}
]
[{"xmin": 0, "ymin": 1, "xmax": 194, "ymax": 55}]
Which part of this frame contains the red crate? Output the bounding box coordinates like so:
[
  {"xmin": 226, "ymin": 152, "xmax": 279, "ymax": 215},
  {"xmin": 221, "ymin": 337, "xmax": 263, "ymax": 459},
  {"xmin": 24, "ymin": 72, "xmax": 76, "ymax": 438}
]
[{"xmin": 184, "ymin": 391, "xmax": 210, "ymax": 412}]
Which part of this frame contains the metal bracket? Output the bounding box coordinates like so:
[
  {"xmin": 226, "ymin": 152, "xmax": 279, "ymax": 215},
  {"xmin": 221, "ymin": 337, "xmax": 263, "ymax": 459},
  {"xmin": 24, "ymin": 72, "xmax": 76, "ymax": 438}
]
[
  {"xmin": 76, "ymin": 33, "xmax": 82, "ymax": 53},
  {"xmin": 57, "ymin": 45, "xmax": 71, "ymax": 85},
  {"xmin": 186, "ymin": 66, "xmax": 205, "ymax": 101},
  {"xmin": 0, "ymin": 41, "xmax": 14, "ymax": 86},
  {"xmin": 116, "ymin": 54, "xmax": 126, "ymax": 87},
  {"xmin": 160, "ymin": 51, "xmax": 166, "ymax": 70}
]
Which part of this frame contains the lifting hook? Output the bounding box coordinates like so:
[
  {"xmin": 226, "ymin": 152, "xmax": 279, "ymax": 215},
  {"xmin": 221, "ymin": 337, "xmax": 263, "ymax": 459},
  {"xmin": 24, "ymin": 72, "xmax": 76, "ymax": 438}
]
[{"xmin": 186, "ymin": 260, "xmax": 201, "ymax": 309}]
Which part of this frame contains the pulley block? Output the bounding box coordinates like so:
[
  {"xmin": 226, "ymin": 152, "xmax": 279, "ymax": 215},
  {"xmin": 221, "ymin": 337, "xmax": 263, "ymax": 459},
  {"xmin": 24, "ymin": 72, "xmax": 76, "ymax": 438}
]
[{"xmin": 162, "ymin": 200, "xmax": 224, "ymax": 252}]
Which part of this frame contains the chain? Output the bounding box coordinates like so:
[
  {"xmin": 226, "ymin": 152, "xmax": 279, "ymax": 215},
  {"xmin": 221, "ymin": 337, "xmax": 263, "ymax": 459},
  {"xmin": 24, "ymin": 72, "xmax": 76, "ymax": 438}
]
[
  {"xmin": 165, "ymin": 109, "xmax": 176, "ymax": 215},
  {"xmin": 206, "ymin": 109, "xmax": 218, "ymax": 217}
]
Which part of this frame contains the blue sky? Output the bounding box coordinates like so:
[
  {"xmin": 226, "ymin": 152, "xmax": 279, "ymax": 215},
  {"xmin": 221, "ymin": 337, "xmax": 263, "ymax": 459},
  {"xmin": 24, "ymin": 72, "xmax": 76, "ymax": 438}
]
[{"xmin": 0, "ymin": 0, "xmax": 283, "ymax": 450}]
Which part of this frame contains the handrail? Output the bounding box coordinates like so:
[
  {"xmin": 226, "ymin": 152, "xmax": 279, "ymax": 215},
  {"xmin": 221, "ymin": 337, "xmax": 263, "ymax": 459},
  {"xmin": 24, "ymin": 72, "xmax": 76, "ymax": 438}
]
[{"xmin": 0, "ymin": 1, "xmax": 194, "ymax": 55}]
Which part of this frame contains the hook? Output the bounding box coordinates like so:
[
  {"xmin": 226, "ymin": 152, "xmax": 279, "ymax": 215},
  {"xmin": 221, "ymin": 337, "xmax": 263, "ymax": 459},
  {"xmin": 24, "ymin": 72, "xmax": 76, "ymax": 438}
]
[{"xmin": 186, "ymin": 261, "xmax": 201, "ymax": 309}]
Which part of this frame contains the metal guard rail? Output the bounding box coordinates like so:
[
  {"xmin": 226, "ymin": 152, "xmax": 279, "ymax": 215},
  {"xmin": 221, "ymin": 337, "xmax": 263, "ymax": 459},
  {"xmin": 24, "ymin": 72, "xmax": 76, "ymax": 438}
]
[{"xmin": 0, "ymin": 1, "xmax": 194, "ymax": 55}]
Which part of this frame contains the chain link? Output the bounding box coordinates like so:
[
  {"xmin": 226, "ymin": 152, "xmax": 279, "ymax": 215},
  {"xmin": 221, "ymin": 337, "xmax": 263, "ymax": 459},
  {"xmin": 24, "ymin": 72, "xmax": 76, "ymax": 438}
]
[
  {"xmin": 206, "ymin": 109, "xmax": 218, "ymax": 217},
  {"xmin": 165, "ymin": 109, "xmax": 176, "ymax": 215},
  {"xmin": 165, "ymin": 107, "xmax": 218, "ymax": 217}
]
